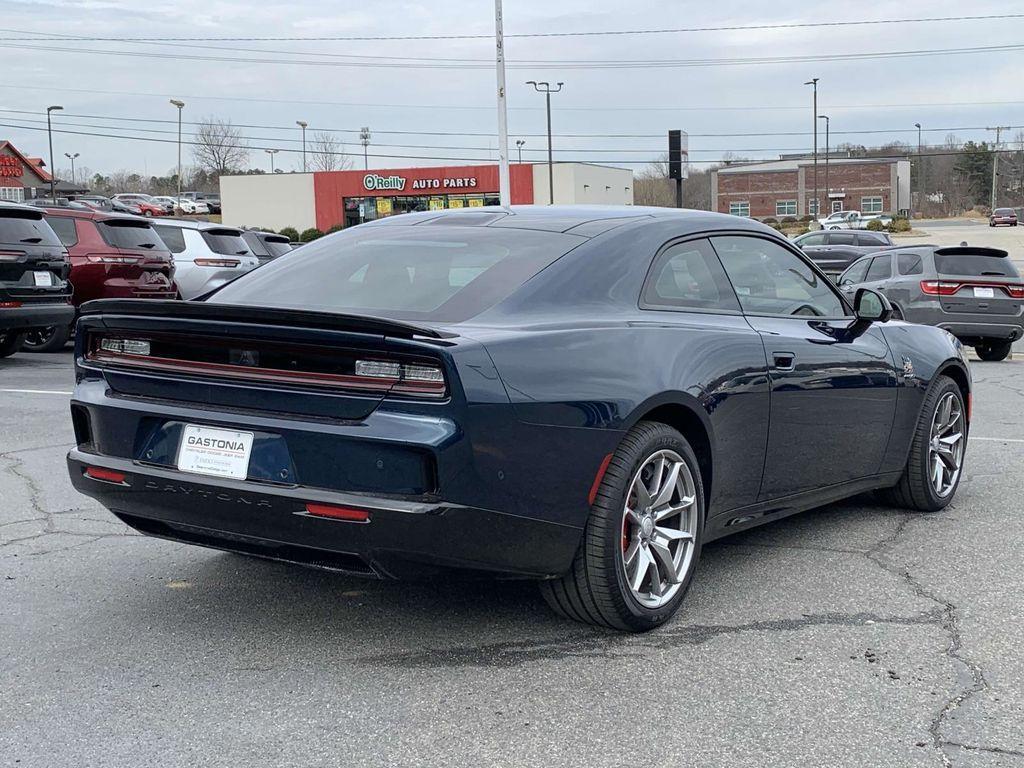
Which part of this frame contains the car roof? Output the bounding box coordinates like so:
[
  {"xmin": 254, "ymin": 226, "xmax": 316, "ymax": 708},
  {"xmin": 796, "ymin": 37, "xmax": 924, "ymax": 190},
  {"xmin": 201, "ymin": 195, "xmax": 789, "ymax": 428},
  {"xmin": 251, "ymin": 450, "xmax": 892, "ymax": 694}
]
[
  {"xmin": 41, "ymin": 207, "xmax": 153, "ymax": 224},
  {"xmin": 361, "ymin": 205, "xmax": 774, "ymax": 237}
]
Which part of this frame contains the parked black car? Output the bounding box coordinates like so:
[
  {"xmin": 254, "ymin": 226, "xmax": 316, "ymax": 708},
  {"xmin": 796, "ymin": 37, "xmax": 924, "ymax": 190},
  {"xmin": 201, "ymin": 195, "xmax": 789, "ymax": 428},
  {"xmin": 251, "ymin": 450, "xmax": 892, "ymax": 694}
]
[
  {"xmin": 0, "ymin": 203, "xmax": 74, "ymax": 358},
  {"xmin": 241, "ymin": 230, "xmax": 293, "ymax": 265},
  {"xmin": 67, "ymin": 207, "xmax": 971, "ymax": 631},
  {"xmin": 793, "ymin": 229, "xmax": 894, "ymax": 277}
]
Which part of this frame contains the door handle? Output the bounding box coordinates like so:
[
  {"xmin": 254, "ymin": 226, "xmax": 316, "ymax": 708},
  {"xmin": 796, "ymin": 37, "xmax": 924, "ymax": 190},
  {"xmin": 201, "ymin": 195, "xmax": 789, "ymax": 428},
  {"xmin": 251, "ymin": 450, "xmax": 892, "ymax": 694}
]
[{"xmin": 772, "ymin": 352, "xmax": 796, "ymax": 371}]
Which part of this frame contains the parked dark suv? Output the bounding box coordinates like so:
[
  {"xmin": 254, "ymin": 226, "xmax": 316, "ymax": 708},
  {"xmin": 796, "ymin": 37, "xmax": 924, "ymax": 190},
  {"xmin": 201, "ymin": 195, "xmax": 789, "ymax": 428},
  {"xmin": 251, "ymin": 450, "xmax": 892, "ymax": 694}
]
[
  {"xmin": 0, "ymin": 203, "xmax": 73, "ymax": 358},
  {"xmin": 20, "ymin": 209, "xmax": 177, "ymax": 352},
  {"xmin": 838, "ymin": 245, "xmax": 1023, "ymax": 361},
  {"xmin": 793, "ymin": 229, "xmax": 894, "ymax": 277},
  {"xmin": 241, "ymin": 230, "xmax": 292, "ymax": 264}
]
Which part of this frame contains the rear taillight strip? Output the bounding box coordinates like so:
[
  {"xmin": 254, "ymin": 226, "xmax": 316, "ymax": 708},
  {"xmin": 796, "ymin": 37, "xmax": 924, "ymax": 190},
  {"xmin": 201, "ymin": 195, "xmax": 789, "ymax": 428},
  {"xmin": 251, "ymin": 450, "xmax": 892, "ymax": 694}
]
[{"xmin": 920, "ymin": 279, "xmax": 1024, "ymax": 298}]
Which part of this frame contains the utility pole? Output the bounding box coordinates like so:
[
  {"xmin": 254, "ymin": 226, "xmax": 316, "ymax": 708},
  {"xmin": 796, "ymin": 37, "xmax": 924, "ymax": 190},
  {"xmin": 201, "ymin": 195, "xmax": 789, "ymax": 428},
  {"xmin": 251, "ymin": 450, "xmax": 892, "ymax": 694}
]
[
  {"xmin": 914, "ymin": 123, "xmax": 922, "ymax": 218},
  {"xmin": 804, "ymin": 78, "xmax": 818, "ymax": 218},
  {"xmin": 494, "ymin": 0, "xmax": 511, "ymax": 207},
  {"xmin": 516, "ymin": 139, "xmax": 525, "ymax": 164},
  {"xmin": 46, "ymin": 105, "xmax": 63, "ymax": 201},
  {"xmin": 359, "ymin": 127, "xmax": 371, "ymax": 171},
  {"xmin": 64, "ymin": 152, "xmax": 79, "ymax": 187},
  {"xmin": 986, "ymin": 125, "xmax": 1010, "ymax": 210},
  {"xmin": 527, "ymin": 81, "xmax": 563, "ymax": 204},
  {"xmin": 818, "ymin": 114, "xmax": 830, "ymax": 212},
  {"xmin": 169, "ymin": 99, "xmax": 184, "ymax": 211},
  {"xmin": 296, "ymin": 121, "xmax": 308, "ymax": 172}
]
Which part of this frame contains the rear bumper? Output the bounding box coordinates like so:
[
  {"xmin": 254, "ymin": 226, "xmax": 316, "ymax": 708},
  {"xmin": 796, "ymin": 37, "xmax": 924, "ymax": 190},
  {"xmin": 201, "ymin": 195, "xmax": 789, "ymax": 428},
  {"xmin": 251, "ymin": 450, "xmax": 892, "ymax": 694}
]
[
  {"xmin": 0, "ymin": 302, "xmax": 75, "ymax": 332},
  {"xmin": 938, "ymin": 321, "xmax": 1024, "ymax": 342},
  {"xmin": 67, "ymin": 449, "xmax": 583, "ymax": 579}
]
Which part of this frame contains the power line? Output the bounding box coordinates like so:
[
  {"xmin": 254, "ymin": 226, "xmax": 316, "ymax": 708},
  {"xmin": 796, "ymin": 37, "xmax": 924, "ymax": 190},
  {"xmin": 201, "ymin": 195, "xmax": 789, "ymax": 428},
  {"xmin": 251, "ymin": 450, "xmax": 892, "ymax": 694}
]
[
  {"xmin": 0, "ymin": 14, "xmax": 1018, "ymax": 42},
  {"xmin": 0, "ymin": 40, "xmax": 1021, "ymax": 70},
  {"xmin": 1, "ymin": 82, "xmax": 1020, "ymax": 115}
]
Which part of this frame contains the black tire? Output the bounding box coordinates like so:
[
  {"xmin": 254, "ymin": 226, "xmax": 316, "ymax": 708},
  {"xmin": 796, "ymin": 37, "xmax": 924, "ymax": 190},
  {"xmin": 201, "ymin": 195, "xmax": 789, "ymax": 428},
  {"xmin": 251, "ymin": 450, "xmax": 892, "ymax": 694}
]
[
  {"xmin": 975, "ymin": 340, "xmax": 1012, "ymax": 362},
  {"xmin": 0, "ymin": 331, "xmax": 25, "ymax": 358},
  {"xmin": 878, "ymin": 375, "xmax": 965, "ymax": 512},
  {"xmin": 539, "ymin": 421, "xmax": 705, "ymax": 632},
  {"xmin": 21, "ymin": 324, "xmax": 70, "ymax": 353}
]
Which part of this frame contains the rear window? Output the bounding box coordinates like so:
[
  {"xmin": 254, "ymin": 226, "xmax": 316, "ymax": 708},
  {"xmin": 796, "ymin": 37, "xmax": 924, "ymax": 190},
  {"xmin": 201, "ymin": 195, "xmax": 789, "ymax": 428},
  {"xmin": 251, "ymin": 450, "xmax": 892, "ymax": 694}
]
[
  {"xmin": 201, "ymin": 228, "xmax": 250, "ymax": 256},
  {"xmin": 44, "ymin": 215, "xmax": 79, "ymax": 247},
  {"xmin": 152, "ymin": 225, "xmax": 186, "ymax": 253},
  {"xmin": 209, "ymin": 225, "xmax": 585, "ymax": 322},
  {"xmin": 98, "ymin": 221, "xmax": 166, "ymax": 251},
  {"xmin": 935, "ymin": 253, "xmax": 1020, "ymax": 278},
  {"xmin": 0, "ymin": 209, "xmax": 62, "ymax": 247},
  {"xmin": 263, "ymin": 236, "xmax": 291, "ymax": 257},
  {"xmin": 994, "ymin": 209, "xmax": 1015, "ymax": 215}
]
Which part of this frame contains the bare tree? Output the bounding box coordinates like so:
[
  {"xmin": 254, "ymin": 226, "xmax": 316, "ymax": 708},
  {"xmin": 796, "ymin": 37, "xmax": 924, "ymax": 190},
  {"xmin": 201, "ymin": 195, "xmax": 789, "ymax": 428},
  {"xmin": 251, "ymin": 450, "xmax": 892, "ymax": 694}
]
[
  {"xmin": 192, "ymin": 117, "xmax": 249, "ymax": 177},
  {"xmin": 308, "ymin": 131, "xmax": 352, "ymax": 172}
]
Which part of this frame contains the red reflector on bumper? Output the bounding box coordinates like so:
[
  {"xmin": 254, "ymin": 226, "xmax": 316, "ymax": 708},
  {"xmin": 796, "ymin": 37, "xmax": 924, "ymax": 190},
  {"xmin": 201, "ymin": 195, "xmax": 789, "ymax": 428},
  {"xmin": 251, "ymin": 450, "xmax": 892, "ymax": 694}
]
[
  {"xmin": 84, "ymin": 467, "xmax": 127, "ymax": 484},
  {"xmin": 305, "ymin": 503, "xmax": 371, "ymax": 523}
]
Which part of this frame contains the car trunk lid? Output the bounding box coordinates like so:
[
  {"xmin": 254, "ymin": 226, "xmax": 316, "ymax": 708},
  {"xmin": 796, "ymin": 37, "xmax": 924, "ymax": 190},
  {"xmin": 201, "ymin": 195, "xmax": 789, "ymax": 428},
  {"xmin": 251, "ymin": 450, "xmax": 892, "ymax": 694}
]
[{"xmin": 931, "ymin": 247, "xmax": 1023, "ymax": 317}]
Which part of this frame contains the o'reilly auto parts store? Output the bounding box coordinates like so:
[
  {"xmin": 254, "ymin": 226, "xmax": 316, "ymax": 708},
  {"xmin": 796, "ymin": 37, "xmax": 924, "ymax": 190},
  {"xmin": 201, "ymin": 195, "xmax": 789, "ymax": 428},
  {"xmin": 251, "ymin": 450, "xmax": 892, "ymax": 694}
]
[{"xmin": 221, "ymin": 162, "xmax": 634, "ymax": 232}]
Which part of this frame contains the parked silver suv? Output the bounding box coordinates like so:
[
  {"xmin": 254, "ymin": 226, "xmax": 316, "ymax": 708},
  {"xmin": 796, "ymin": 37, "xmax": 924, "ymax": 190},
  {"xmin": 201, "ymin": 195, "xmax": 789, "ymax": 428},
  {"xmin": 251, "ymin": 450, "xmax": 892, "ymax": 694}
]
[{"xmin": 838, "ymin": 245, "xmax": 1023, "ymax": 361}]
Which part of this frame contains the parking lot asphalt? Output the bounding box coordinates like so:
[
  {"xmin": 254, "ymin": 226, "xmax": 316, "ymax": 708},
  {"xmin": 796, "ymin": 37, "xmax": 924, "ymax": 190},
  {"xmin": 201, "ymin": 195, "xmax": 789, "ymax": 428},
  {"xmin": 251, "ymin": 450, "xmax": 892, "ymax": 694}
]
[{"xmin": 2, "ymin": 347, "xmax": 1023, "ymax": 768}]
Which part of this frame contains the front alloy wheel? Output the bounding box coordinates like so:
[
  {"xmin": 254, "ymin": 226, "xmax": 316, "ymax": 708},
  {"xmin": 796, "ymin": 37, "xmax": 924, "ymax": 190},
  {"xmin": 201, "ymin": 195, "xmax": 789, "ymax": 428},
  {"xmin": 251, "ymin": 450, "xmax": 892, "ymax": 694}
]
[
  {"xmin": 621, "ymin": 450, "xmax": 698, "ymax": 609},
  {"xmin": 540, "ymin": 421, "xmax": 705, "ymax": 631}
]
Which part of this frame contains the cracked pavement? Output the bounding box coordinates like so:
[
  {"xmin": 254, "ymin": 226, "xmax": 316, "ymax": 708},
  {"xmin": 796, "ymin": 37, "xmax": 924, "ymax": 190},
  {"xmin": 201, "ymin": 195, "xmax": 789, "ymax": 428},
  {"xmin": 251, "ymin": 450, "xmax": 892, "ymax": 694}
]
[{"xmin": 2, "ymin": 347, "xmax": 1023, "ymax": 768}]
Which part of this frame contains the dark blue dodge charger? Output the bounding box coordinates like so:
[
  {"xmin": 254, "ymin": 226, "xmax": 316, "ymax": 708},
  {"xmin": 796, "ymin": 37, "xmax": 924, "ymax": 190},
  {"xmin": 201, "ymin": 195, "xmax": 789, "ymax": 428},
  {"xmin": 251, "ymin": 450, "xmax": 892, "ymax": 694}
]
[{"xmin": 67, "ymin": 206, "xmax": 971, "ymax": 631}]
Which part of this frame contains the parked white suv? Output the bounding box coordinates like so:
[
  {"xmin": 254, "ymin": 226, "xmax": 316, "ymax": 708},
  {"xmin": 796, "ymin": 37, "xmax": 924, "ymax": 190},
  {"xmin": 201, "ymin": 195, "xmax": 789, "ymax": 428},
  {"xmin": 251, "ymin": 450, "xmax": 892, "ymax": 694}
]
[{"xmin": 151, "ymin": 220, "xmax": 259, "ymax": 300}]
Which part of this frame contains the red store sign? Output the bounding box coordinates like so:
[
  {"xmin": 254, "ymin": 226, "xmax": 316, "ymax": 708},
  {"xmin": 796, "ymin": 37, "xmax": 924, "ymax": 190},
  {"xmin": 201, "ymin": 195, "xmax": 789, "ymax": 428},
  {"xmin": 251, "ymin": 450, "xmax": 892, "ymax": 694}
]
[{"xmin": 0, "ymin": 156, "xmax": 23, "ymax": 178}]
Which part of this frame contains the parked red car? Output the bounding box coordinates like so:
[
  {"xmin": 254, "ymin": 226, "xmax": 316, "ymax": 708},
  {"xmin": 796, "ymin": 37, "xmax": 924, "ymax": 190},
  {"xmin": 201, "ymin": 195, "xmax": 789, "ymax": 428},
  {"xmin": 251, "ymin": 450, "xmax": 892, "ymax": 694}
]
[
  {"xmin": 989, "ymin": 208, "xmax": 1018, "ymax": 227},
  {"xmin": 21, "ymin": 209, "xmax": 177, "ymax": 351}
]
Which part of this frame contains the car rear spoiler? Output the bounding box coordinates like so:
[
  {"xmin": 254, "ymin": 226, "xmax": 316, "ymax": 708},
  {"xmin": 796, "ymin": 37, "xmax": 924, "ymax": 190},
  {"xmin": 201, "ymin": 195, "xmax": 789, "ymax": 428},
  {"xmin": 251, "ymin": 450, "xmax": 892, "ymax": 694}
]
[
  {"xmin": 78, "ymin": 299, "xmax": 454, "ymax": 339},
  {"xmin": 934, "ymin": 246, "xmax": 1008, "ymax": 258}
]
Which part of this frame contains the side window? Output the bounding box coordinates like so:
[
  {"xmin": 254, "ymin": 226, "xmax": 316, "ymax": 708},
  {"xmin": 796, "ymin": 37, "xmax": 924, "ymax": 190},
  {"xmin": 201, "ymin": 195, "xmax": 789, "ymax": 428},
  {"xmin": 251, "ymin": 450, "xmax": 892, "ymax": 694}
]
[
  {"xmin": 865, "ymin": 255, "xmax": 892, "ymax": 282},
  {"xmin": 839, "ymin": 258, "xmax": 871, "ymax": 286},
  {"xmin": 798, "ymin": 232, "xmax": 826, "ymax": 247},
  {"xmin": 44, "ymin": 216, "xmax": 78, "ymax": 247},
  {"xmin": 712, "ymin": 236, "xmax": 847, "ymax": 317},
  {"xmin": 641, "ymin": 239, "xmax": 740, "ymax": 312},
  {"xmin": 897, "ymin": 252, "xmax": 923, "ymax": 276},
  {"xmin": 152, "ymin": 225, "xmax": 186, "ymax": 254},
  {"xmin": 830, "ymin": 232, "xmax": 856, "ymax": 246}
]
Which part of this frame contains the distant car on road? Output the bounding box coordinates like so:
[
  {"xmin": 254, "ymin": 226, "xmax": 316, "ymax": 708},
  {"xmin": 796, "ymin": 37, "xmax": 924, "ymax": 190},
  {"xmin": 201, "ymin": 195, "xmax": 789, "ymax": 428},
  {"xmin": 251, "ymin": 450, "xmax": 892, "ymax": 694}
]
[
  {"xmin": 818, "ymin": 210, "xmax": 893, "ymax": 230},
  {"xmin": 793, "ymin": 229, "xmax": 894, "ymax": 277},
  {"xmin": 151, "ymin": 219, "xmax": 258, "ymax": 299},
  {"xmin": 989, "ymin": 208, "xmax": 1018, "ymax": 227},
  {"xmin": 241, "ymin": 230, "xmax": 293, "ymax": 264},
  {"xmin": 0, "ymin": 203, "xmax": 73, "ymax": 358},
  {"xmin": 838, "ymin": 244, "xmax": 1023, "ymax": 361},
  {"xmin": 22, "ymin": 209, "xmax": 178, "ymax": 352}
]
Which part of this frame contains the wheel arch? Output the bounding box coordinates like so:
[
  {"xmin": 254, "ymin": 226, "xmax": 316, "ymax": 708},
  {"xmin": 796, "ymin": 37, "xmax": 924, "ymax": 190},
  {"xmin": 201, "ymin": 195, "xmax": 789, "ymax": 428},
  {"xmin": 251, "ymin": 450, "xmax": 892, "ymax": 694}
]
[
  {"xmin": 935, "ymin": 360, "xmax": 971, "ymax": 423},
  {"xmin": 623, "ymin": 394, "xmax": 715, "ymax": 511}
]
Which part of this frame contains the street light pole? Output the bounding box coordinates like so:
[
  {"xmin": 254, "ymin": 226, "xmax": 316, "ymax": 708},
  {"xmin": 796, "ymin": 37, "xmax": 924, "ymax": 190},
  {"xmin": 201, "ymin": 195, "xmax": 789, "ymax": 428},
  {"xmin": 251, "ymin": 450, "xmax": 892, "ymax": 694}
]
[
  {"xmin": 818, "ymin": 115, "xmax": 829, "ymax": 213},
  {"xmin": 64, "ymin": 151, "xmax": 79, "ymax": 188},
  {"xmin": 493, "ymin": 0, "xmax": 511, "ymax": 207},
  {"xmin": 914, "ymin": 122, "xmax": 922, "ymax": 218},
  {"xmin": 516, "ymin": 139, "xmax": 525, "ymax": 163},
  {"xmin": 169, "ymin": 99, "xmax": 185, "ymax": 212},
  {"xmin": 296, "ymin": 121, "xmax": 308, "ymax": 172},
  {"xmin": 265, "ymin": 149, "xmax": 279, "ymax": 173},
  {"xmin": 527, "ymin": 81, "xmax": 563, "ymax": 204},
  {"xmin": 46, "ymin": 105, "xmax": 63, "ymax": 201},
  {"xmin": 804, "ymin": 79, "xmax": 818, "ymax": 219},
  {"xmin": 359, "ymin": 127, "xmax": 371, "ymax": 171}
]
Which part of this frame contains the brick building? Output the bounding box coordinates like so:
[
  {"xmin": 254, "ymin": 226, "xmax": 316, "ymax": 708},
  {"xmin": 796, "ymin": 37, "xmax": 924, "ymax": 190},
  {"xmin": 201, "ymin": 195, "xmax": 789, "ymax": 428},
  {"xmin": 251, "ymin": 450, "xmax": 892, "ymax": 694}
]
[{"xmin": 710, "ymin": 156, "xmax": 911, "ymax": 220}]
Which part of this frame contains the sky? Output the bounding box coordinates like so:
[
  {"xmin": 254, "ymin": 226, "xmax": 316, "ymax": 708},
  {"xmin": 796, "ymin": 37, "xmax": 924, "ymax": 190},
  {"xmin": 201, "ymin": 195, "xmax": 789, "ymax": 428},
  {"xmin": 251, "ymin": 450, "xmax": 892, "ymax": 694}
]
[{"xmin": 0, "ymin": 0, "xmax": 1022, "ymax": 180}]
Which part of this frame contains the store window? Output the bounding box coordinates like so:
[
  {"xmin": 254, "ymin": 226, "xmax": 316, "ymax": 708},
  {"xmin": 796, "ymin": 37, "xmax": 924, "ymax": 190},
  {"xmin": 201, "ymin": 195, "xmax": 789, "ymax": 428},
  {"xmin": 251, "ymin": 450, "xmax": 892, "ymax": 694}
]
[
  {"xmin": 728, "ymin": 201, "xmax": 750, "ymax": 217},
  {"xmin": 0, "ymin": 187, "xmax": 25, "ymax": 203},
  {"xmin": 862, "ymin": 196, "xmax": 884, "ymax": 214},
  {"xmin": 775, "ymin": 200, "xmax": 797, "ymax": 217},
  {"xmin": 343, "ymin": 193, "xmax": 501, "ymax": 228},
  {"xmin": 807, "ymin": 199, "xmax": 820, "ymax": 216}
]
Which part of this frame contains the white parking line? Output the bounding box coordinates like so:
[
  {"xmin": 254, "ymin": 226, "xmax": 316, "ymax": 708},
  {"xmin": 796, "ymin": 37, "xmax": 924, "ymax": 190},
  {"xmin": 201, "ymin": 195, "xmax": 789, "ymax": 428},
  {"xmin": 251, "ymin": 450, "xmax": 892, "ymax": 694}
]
[
  {"xmin": 971, "ymin": 436, "xmax": 1024, "ymax": 444},
  {"xmin": 0, "ymin": 389, "xmax": 73, "ymax": 395}
]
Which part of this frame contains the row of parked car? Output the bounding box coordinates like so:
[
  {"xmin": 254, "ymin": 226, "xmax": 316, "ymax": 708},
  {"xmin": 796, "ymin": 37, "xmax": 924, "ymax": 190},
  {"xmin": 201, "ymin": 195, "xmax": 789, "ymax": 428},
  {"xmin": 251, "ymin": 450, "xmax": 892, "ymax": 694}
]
[
  {"xmin": 0, "ymin": 202, "xmax": 291, "ymax": 357},
  {"xmin": 792, "ymin": 228, "xmax": 1022, "ymax": 362},
  {"xmin": 27, "ymin": 192, "xmax": 222, "ymax": 217}
]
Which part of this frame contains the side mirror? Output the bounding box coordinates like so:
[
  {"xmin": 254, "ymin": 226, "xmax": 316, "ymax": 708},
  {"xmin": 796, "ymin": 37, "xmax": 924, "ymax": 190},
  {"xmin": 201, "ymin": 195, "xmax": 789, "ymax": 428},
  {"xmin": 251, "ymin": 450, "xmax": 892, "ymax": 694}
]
[{"xmin": 854, "ymin": 288, "xmax": 893, "ymax": 323}]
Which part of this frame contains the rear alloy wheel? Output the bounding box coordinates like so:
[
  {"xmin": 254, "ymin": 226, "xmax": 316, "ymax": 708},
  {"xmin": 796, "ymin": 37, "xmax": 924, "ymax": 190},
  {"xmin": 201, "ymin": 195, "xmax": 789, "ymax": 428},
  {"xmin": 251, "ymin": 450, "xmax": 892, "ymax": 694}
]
[
  {"xmin": 975, "ymin": 340, "xmax": 1012, "ymax": 362},
  {"xmin": 21, "ymin": 324, "xmax": 70, "ymax": 353},
  {"xmin": 539, "ymin": 421, "xmax": 704, "ymax": 631},
  {"xmin": 879, "ymin": 375, "xmax": 966, "ymax": 512},
  {"xmin": 0, "ymin": 331, "xmax": 25, "ymax": 358}
]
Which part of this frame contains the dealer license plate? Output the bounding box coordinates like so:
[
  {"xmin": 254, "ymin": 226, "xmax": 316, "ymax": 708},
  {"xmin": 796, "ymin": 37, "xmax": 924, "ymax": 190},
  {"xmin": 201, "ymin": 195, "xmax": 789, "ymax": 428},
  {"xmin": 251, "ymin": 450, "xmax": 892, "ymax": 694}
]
[
  {"xmin": 33, "ymin": 271, "xmax": 54, "ymax": 287},
  {"xmin": 973, "ymin": 287, "xmax": 995, "ymax": 299},
  {"xmin": 176, "ymin": 424, "xmax": 254, "ymax": 480}
]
